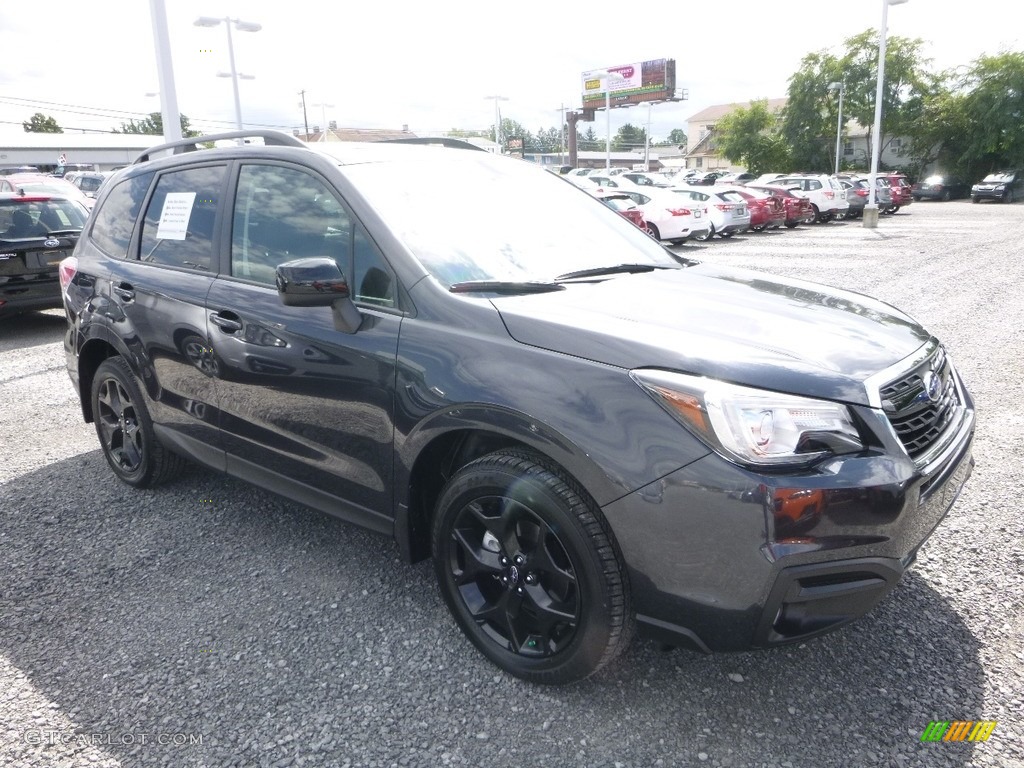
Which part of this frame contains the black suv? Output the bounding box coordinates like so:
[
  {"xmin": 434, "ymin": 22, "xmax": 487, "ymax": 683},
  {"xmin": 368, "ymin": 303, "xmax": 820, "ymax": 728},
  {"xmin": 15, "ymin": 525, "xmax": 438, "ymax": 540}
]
[
  {"xmin": 1, "ymin": 193, "xmax": 89, "ymax": 317},
  {"xmin": 971, "ymin": 169, "xmax": 1021, "ymax": 203},
  {"xmin": 62, "ymin": 131, "xmax": 976, "ymax": 684}
]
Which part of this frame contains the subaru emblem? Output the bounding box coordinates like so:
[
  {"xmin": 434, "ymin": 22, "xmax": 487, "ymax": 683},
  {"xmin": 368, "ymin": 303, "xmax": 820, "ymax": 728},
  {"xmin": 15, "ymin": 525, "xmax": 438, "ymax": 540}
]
[{"xmin": 43, "ymin": 238, "xmax": 61, "ymax": 248}]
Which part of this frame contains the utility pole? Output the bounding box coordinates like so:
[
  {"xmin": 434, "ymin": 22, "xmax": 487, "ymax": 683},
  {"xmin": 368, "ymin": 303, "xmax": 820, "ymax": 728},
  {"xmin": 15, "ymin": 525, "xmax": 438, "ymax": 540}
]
[
  {"xmin": 556, "ymin": 104, "xmax": 567, "ymax": 165},
  {"xmin": 298, "ymin": 89, "xmax": 309, "ymax": 140}
]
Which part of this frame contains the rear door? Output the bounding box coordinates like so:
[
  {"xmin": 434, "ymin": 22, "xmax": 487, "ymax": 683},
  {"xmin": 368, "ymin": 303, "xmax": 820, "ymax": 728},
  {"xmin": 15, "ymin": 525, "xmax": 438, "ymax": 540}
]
[
  {"xmin": 104, "ymin": 163, "xmax": 228, "ymax": 463},
  {"xmin": 204, "ymin": 161, "xmax": 402, "ymax": 531}
]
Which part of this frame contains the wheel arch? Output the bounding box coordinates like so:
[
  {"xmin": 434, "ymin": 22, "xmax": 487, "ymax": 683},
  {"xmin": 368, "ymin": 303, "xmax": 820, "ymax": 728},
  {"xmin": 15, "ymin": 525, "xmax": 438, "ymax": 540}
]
[
  {"xmin": 395, "ymin": 408, "xmax": 623, "ymax": 564},
  {"xmin": 76, "ymin": 335, "xmax": 124, "ymax": 423}
]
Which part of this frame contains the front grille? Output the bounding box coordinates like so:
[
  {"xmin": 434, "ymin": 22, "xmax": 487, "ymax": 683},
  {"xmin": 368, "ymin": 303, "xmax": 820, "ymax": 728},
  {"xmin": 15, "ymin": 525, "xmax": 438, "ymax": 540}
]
[{"xmin": 880, "ymin": 346, "xmax": 960, "ymax": 460}]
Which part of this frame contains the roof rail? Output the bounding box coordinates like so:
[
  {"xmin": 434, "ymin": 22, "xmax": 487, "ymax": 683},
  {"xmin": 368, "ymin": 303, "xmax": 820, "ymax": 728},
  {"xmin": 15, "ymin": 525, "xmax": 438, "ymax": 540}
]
[
  {"xmin": 133, "ymin": 130, "xmax": 306, "ymax": 164},
  {"xmin": 380, "ymin": 137, "xmax": 485, "ymax": 151}
]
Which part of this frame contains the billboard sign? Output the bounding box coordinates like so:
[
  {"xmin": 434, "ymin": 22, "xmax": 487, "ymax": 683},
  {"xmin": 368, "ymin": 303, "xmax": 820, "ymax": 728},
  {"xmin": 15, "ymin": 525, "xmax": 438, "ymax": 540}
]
[{"xmin": 581, "ymin": 59, "xmax": 677, "ymax": 108}]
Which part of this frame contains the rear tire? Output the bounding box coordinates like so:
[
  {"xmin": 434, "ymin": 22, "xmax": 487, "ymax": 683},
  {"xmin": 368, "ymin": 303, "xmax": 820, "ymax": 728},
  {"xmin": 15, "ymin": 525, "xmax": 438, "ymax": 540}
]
[
  {"xmin": 431, "ymin": 449, "xmax": 633, "ymax": 684},
  {"xmin": 941, "ymin": 190, "xmax": 951, "ymax": 202},
  {"xmin": 91, "ymin": 357, "xmax": 186, "ymax": 488},
  {"xmin": 694, "ymin": 224, "xmax": 715, "ymax": 242},
  {"xmin": 645, "ymin": 222, "xmax": 661, "ymax": 240}
]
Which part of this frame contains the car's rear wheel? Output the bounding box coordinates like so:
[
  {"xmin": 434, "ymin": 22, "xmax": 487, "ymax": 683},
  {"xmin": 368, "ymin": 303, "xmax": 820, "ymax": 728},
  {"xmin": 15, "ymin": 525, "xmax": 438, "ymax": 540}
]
[
  {"xmin": 645, "ymin": 222, "xmax": 661, "ymax": 240},
  {"xmin": 432, "ymin": 449, "xmax": 632, "ymax": 684},
  {"xmin": 810, "ymin": 204, "xmax": 821, "ymax": 223},
  {"xmin": 91, "ymin": 357, "xmax": 186, "ymax": 488},
  {"xmin": 941, "ymin": 190, "xmax": 951, "ymax": 202},
  {"xmin": 694, "ymin": 224, "xmax": 715, "ymax": 241},
  {"xmin": 785, "ymin": 220, "xmax": 799, "ymax": 229}
]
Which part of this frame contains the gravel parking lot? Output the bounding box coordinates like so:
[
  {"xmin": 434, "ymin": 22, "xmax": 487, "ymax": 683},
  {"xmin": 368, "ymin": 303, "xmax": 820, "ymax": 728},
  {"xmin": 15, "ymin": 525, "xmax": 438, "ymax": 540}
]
[{"xmin": 1, "ymin": 200, "xmax": 1021, "ymax": 768}]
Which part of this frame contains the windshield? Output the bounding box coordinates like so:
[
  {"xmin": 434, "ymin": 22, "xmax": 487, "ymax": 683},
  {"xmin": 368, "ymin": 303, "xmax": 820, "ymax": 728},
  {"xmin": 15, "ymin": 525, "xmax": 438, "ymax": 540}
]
[
  {"xmin": 341, "ymin": 153, "xmax": 681, "ymax": 286},
  {"xmin": 982, "ymin": 172, "xmax": 1015, "ymax": 182}
]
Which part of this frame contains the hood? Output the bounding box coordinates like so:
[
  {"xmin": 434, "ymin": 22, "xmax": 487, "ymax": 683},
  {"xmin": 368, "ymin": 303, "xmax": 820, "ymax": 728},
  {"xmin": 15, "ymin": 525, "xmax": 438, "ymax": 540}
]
[{"xmin": 493, "ymin": 264, "xmax": 930, "ymax": 406}]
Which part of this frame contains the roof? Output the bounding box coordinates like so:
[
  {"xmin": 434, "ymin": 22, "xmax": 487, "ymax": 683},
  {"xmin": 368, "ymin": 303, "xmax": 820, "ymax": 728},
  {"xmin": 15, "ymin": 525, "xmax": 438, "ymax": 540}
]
[{"xmin": 687, "ymin": 98, "xmax": 788, "ymax": 124}]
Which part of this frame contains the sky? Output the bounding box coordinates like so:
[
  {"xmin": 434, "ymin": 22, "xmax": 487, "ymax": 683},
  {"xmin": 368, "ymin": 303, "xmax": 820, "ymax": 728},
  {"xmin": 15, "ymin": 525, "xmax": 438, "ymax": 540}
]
[{"xmin": 1, "ymin": 0, "xmax": 1021, "ymax": 145}]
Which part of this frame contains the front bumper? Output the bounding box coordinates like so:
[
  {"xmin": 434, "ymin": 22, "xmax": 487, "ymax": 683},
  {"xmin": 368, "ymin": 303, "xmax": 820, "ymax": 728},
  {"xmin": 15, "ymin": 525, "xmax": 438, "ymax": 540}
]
[{"xmin": 601, "ymin": 394, "xmax": 975, "ymax": 653}]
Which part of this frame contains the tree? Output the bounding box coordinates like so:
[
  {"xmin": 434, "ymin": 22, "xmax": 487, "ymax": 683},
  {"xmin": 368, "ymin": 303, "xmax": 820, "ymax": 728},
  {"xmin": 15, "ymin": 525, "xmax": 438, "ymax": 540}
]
[
  {"xmin": 714, "ymin": 100, "xmax": 792, "ymax": 174},
  {"xmin": 23, "ymin": 113, "xmax": 63, "ymax": 133},
  {"xmin": 612, "ymin": 123, "xmax": 646, "ymax": 152},
  {"xmin": 959, "ymin": 51, "xmax": 1024, "ymax": 173},
  {"xmin": 577, "ymin": 127, "xmax": 600, "ymax": 152},
  {"xmin": 116, "ymin": 112, "xmax": 200, "ymax": 138},
  {"xmin": 659, "ymin": 128, "xmax": 687, "ymax": 149}
]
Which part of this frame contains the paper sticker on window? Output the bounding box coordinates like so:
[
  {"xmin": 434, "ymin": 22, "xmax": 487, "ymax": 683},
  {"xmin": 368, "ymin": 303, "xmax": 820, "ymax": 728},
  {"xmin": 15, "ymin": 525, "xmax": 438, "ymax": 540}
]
[{"xmin": 156, "ymin": 192, "xmax": 196, "ymax": 240}]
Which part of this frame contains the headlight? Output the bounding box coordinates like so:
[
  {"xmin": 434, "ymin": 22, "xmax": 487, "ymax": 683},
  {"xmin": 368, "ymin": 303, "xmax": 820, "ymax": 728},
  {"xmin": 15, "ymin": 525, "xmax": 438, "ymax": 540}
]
[
  {"xmin": 632, "ymin": 370, "xmax": 863, "ymax": 468},
  {"xmin": 995, "ymin": 184, "xmax": 1006, "ymax": 191}
]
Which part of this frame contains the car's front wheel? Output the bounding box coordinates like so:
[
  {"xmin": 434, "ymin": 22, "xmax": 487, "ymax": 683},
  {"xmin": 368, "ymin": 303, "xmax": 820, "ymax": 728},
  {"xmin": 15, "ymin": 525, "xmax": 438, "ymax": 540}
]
[
  {"xmin": 91, "ymin": 357, "xmax": 186, "ymax": 488},
  {"xmin": 1005, "ymin": 189, "xmax": 1015, "ymax": 204},
  {"xmin": 694, "ymin": 224, "xmax": 715, "ymax": 241},
  {"xmin": 432, "ymin": 449, "xmax": 632, "ymax": 684}
]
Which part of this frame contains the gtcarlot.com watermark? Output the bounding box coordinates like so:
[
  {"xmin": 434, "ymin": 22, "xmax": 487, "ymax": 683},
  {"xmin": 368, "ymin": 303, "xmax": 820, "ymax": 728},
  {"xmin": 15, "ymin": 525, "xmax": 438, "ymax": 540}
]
[{"xmin": 24, "ymin": 730, "xmax": 203, "ymax": 747}]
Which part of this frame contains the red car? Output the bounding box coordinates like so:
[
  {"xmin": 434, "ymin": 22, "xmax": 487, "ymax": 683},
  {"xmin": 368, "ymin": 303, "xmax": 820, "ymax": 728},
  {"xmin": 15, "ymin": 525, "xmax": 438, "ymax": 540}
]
[
  {"xmin": 592, "ymin": 190, "xmax": 646, "ymax": 231},
  {"xmin": 732, "ymin": 187, "xmax": 786, "ymax": 231},
  {"xmin": 881, "ymin": 173, "xmax": 913, "ymax": 212},
  {"xmin": 748, "ymin": 185, "xmax": 813, "ymax": 228}
]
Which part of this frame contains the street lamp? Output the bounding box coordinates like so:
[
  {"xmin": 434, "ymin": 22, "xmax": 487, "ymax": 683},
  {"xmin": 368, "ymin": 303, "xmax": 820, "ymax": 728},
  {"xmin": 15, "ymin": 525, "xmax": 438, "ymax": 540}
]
[
  {"xmin": 828, "ymin": 82, "xmax": 845, "ymax": 176},
  {"xmin": 313, "ymin": 102, "xmax": 334, "ymax": 140},
  {"xmin": 594, "ymin": 70, "xmax": 627, "ymax": 171},
  {"xmin": 194, "ymin": 16, "xmax": 262, "ymax": 132},
  {"xmin": 484, "ymin": 95, "xmax": 508, "ymax": 153},
  {"xmin": 864, "ymin": 0, "xmax": 909, "ymax": 228}
]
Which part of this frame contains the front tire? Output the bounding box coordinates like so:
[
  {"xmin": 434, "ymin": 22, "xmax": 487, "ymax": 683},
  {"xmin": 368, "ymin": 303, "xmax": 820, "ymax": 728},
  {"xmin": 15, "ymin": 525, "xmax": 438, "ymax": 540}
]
[
  {"xmin": 1006, "ymin": 189, "xmax": 1015, "ymax": 204},
  {"xmin": 694, "ymin": 224, "xmax": 715, "ymax": 241},
  {"xmin": 432, "ymin": 449, "xmax": 632, "ymax": 684},
  {"xmin": 91, "ymin": 357, "xmax": 186, "ymax": 488}
]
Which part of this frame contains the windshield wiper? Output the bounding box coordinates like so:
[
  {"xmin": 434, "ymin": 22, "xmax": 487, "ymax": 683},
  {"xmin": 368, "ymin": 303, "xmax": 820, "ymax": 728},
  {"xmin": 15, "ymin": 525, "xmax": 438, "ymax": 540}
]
[
  {"xmin": 554, "ymin": 263, "xmax": 675, "ymax": 281},
  {"xmin": 449, "ymin": 280, "xmax": 565, "ymax": 294}
]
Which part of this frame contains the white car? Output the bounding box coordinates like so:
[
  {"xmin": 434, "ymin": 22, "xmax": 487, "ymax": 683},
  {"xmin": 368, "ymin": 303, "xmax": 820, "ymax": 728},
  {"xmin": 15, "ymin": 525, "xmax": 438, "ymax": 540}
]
[
  {"xmin": 768, "ymin": 174, "xmax": 849, "ymax": 223},
  {"xmin": 669, "ymin": 186, "xmax": 751, "ymax": 240},
  {"xmin": 586, "ymin": 174, "xmax": 711, "ymax": 242}
]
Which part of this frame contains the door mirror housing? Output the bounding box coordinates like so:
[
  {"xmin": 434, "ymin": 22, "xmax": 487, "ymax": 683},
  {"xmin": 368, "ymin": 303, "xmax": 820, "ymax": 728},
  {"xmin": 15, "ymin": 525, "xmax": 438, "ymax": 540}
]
[{"xmin": 276, "ymin": 257, "xmax": 362, "ymax": 333}]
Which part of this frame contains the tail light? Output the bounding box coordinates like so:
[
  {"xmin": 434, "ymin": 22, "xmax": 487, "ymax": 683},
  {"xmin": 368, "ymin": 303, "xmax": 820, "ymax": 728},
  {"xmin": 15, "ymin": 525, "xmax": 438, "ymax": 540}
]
[
  {"xmin": 856, "ymin": 189, "xmax": 869, "ymax": 197},
  {"xmin": 715, "ymin": 204, "xmax": 733, "ymax": 211},
  {"xmin": 59, "ymin": 256, "xmax": 78, "ymax": 291},
  {"xmin": 667, "ymin": 208, "xmax": 692, "ymax": 216},
  {"xmin": 824, "ymin": 191, "xmax": 835, "ymax": 199}
]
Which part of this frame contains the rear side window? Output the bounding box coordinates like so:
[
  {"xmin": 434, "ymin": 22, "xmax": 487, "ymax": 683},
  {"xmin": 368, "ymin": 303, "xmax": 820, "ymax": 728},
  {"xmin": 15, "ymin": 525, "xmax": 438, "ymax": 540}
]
[
  {"xmin": 139, "ymin": 165, "xmax": 226, "ymax": 271},
  {"xmin": 88, "ymin": 172, "xmax": 154, "ymax": 258},
  {"xmin": 717, "ymin": 191, "xmax": 747, "ymax": 203}
]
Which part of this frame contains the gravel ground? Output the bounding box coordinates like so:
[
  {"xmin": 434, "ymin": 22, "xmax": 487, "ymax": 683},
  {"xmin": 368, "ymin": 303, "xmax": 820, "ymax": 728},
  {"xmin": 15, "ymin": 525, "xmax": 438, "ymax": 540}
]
[{"xmin": 1, "ymin": 200, "xmax": 1021, "ymax": 768}]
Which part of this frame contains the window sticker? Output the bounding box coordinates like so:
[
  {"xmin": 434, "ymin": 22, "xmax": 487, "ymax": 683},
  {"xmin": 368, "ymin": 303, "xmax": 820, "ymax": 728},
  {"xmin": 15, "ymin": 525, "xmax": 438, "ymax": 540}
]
[{"xmin": 155, "ymin": 192, "xmax": 196, "ymax": 240}]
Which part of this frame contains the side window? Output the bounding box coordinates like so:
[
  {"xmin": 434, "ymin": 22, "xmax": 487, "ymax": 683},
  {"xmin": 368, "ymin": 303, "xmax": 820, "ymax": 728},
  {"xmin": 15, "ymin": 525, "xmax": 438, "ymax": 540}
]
[
  {"xmin": 808, "ymin": 180, "xmax": 822, "ymax": 191},
  {"xmin": 88, "ymin": 172, "xmax": 155, "ymax": 258},
  {"xmin": 139, "ymin": 165, "xmax": 226, "ymax": 271},
  {"xmin": 231, "ymin": 164, "xmax": 397, "ymax": 309}
]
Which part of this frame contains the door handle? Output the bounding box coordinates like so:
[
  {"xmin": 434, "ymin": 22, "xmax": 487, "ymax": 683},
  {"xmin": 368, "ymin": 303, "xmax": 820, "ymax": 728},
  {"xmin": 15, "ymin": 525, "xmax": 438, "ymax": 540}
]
[
  {"xmin": 112, "ymin": 282, "xmax": 135, "ymax": 301},
  {"xmin": 210, "ymin": 312, "xmax": 243, "ymax": 333}
]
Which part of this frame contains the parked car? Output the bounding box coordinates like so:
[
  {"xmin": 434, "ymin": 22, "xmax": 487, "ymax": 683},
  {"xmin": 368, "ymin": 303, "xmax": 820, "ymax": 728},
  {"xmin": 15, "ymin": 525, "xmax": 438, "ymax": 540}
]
[
  {"xmin": 670, "ymin": 186, "xmax": 751, "ymax": 239},
  {"xmin": 971, "ymin": 170, "xmax": 1021, "ymax": 203},
  {"xmin": 912, "ymin": 175, "xmax": 968, "ymax": 202},
  {"xmin": 70, "ymin": 171, "xmax": 111, "ymax": 199},
  {"xmin": 714, "ymin": 172, "xmax": 756, "ymax": 185},
  {"xmin": 2, "ymin": 174, "xmax": 96, "ymax": 209},
  {"xmin": 880, "ymin": 173, "xmax": 913, "ymax": 212},
  {"xmin": 770, "ymin": 174, "xmax": 849, "ymax": 222},
  {"xmin": 591, "ymin": 189, "xmax": 646, "ymax": 231},
  {"xmin": 619, "ymin": 172, "xmax": 675, "ymax": 188},
  {"xmin": 683, "ymin": 170, "xmax": 728, "ymax": 186},
  {"xmin": 732, "ymin": 187, "xmax": 786, "ymax": 231},
  {"xmin": 838, "ymin": 178, "xmax": 893, "ymax": 219},
  {"xmin": 62, "ymin": 130, "xmax": 976, "ymax": 684},
  {"xmin": 0, "ymin": 193, "xmax": 89, "ymax": 317},
  {"xmin": 747, "ymin": 184, "xmax": 814, "ymax": 228},
  {"xmin": 602, "ymin": 183, "xmax": 711, "ymax": 243}
]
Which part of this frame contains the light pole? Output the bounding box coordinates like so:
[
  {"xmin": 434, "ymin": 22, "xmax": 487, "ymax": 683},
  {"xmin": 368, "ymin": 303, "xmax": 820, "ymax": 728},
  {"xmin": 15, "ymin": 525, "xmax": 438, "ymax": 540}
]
[
  {"xmin": 596, "ymin": 70, "xmax": 627, "ymax": 171},
  {"xmin": 555, "ymin": 104, "xmax": 567, "ymax": 166},
  {"xmin": 644, "ymin": 102, "xmax": 654, "ymax": 171},
  {"xmin": 484, "ymin": 95, "xmax": 508, "ymax": 153},
  {"xmin": 313, "ymin": 102, "xmax": 334, "ymax": 140},
  {"xmin": 148, "ymin": 0, "xmax": 182, "ymax": 143},
  {"xmin": 863, "ymin": 0, "xmax": 909, "ymax": 228},
  {"xmin": 194, "ymin": 16, "xmax": 262, "ymax": 132},
  {"xmin": 828, "ymin": 82, "xmax": 845, "ymax": 176}
]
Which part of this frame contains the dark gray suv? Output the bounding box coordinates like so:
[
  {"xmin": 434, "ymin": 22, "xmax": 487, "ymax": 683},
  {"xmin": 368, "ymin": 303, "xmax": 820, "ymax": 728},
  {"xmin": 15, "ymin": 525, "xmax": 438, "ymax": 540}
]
[{"xmin": 61, "ymin": 131, "xmax": 976, "ymax": 684}]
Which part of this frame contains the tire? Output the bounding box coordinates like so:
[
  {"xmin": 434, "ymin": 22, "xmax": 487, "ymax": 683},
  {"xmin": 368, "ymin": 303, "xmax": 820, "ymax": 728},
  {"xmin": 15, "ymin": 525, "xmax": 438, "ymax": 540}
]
[
  {"xmin": 785, "ymin": 221, "xmax": 799, "ymax": 229},
  {"xmin": 1006, "ymin": 189, "xmax": 1015, "ymax": 204},
  {"xmin": 694, "ymin": 224, "xmax": 715, "ymax": 241},
  {"xmin": 91, "ymin": 357, "xmax": 186, "ymax": 488},
  {"xmin": 668, "ymin": 238, "xmax": 686, "ymax": 245},
  {"xmin": 941, "ymin": 190, "xmax": 951, "ymax": 202},
  {"xmin": 645, "ymin": 222, "xmax": 661, "ymax": 240},
  {"xmin": 810, "ymin": 204, "xmax": 821, "ymax": 223},
  {"xmin": 972, "ymin": 196, "xmax": 980, "ymax": 204},
  {"xmin": 431, "ymin": 449, "xmax": 633, "ymax": 684},
  {"xmin": 719, "ymin": 230, "xmax": 734, "ymax": 239}
]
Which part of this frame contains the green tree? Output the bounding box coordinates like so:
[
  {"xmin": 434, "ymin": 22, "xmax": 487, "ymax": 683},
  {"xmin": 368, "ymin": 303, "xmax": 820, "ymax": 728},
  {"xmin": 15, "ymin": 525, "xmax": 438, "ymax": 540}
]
[
  {"xmin": 960, "ymin": 51, "xmax": 1024, "ymax": 172},
  {"xmin": 714, "ymin": 100, "xmax": 792, "ymax": 174},
  {"xmin": 657, "ymin": 128, "xmax": 687, "ymax": 149},
  {"xmin": 116, "ymin": 112, "xmax": 200, "ymax": 138},
  {"xmin": 577, "ymin": 126, "xmax": 600, "ymax": 152},
  {"xmin": 612, "ymin": 123, "xmax": 646, "ymax": 152},
  {"xmin": 23, "ymin": 112, "xmax": 63, "ymax": 133}
]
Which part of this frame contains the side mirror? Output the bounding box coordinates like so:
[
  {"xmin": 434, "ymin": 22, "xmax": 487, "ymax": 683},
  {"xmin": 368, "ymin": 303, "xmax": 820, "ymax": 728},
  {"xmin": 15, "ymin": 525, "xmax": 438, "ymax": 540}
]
[
  {"xmin": 276, "ymin": 257, "xmax": 351, "ymax": 306},
  {"xmin": 275, "ymin": 257, "xmax": 362, "ymax": 333}
]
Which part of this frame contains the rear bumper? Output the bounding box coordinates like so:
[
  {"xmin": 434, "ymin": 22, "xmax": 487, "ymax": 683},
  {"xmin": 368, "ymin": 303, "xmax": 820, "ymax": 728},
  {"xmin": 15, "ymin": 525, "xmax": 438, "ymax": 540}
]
[{"xmin": 0, "ymin": 277, "xmax": 62, "ymax": 317}]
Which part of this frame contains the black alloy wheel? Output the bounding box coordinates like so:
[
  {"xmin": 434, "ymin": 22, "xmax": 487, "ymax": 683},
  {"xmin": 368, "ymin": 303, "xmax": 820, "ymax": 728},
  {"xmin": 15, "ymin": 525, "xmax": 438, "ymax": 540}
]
[
  {"xmin": 91, "ymin": 357, "xmax": 186, "ymax": 488},
  {"xmin": 432, "ymin": 450, "xmax": 632, "ymax": 684}
]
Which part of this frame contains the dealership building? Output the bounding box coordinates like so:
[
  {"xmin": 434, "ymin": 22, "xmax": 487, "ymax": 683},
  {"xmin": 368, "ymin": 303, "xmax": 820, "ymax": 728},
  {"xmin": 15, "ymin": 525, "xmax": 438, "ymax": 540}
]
[{"xmin": 0, "ymin": 133, "xmax": 158, "ymax": 173}]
